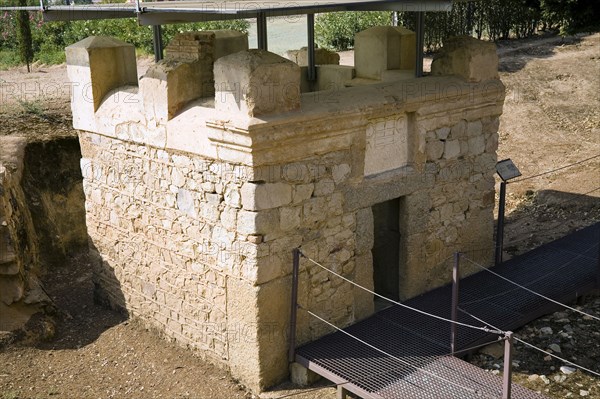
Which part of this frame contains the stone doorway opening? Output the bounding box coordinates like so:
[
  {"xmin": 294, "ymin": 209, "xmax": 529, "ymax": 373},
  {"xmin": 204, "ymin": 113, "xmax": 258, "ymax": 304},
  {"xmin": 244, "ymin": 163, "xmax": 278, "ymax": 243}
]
[{"xmin": 372, "ymin": 197, "xmax": 406, "ymax": 310}]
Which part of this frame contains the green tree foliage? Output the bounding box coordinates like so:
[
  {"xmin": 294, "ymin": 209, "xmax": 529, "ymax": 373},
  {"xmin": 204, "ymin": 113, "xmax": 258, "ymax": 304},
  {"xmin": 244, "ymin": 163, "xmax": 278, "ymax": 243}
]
[
  {"xmin": 315, "ymin": 11, "xmax": 391, "ymax": 50},
  {"xmin": 540, "ymin": 0, "xmax": 599, "ymax": 34},
  {"xmin": 16, "ymin": 0, "xmax": 33, "ymax": 71},
  {"xmin": 1, "ymin": 12, "xmax": 248, "ymax": 65},
  {"xmin": 315, "ymin": 0, "xmax": 597, "ymax": 51}
]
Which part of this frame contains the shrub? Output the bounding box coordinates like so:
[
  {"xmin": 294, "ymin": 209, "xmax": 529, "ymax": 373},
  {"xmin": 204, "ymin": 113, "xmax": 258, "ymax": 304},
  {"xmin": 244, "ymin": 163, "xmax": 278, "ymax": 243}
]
[{"xmin": 315, "ymin": 11, "xmax": 391, "ymax": 50}]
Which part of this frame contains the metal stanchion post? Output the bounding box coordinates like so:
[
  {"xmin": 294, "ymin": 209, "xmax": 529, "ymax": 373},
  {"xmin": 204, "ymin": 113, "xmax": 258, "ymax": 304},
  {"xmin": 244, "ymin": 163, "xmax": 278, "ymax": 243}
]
[
  {"xmin": 502, "ymin": 331, "xmax": 513, "ymax": 399},
  {"xmin": 495, "ymin": 181, "xmax": 507, "ymax": 266},
  {"xmin": 451, "ymin": 252, "xmax": 460, "ymax": 354},
  {"xmin": 288, "ymin": 248, "xmax": 300, "ymax": 363}
]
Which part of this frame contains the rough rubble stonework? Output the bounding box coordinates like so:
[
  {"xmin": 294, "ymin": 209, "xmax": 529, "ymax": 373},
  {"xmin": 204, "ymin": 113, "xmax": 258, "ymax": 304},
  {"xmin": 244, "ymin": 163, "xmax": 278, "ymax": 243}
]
[
  {"xmin": 66, "ymin": 29, "xmax": 505, "ymax": 392},
  {"xmin": 0, "ymin": 137, "xmax": 53, "ymax": 334}
]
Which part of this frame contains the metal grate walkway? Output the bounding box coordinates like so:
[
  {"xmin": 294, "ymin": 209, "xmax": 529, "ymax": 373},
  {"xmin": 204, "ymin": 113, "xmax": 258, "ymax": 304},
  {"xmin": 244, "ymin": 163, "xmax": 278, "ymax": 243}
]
[{"xmin": 295, "ymin": 222, "xmax": 600, "ymax": 398}]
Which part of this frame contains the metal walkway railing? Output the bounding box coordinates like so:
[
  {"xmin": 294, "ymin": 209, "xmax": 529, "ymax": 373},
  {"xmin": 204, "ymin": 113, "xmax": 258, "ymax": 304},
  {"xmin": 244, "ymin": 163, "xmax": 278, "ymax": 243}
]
[{"xmin": 288, "ymin": 222, "xmax": 599, "ymax": 399}]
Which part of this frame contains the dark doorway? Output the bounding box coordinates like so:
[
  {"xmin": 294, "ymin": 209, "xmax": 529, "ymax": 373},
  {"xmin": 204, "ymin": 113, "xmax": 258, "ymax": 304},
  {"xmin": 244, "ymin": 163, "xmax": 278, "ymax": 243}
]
[{"xmin": 372, "ymin": 198, "xmax": 401, "ymax": 307}]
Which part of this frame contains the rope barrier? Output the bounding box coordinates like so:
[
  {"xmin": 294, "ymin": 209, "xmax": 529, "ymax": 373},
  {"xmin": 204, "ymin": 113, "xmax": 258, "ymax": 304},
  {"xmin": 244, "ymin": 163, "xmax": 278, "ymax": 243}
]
[
  {"xmin": 462, "ymin": 255, "xmax": 600, "ymax": 322},
  {"xmin": 510, "ymin": 154, "xmax": 600, "ymax": 184},
  {"xmin": 303, "ymin": 306, "xmax": 498, "ymax": 398},
  {"xmin": 299, "ymin": 251, "xmax": 506, "ymax": 335},
  {"xmin": 458, "ymin": 307, "xmax": 600, "ymax": 378}
]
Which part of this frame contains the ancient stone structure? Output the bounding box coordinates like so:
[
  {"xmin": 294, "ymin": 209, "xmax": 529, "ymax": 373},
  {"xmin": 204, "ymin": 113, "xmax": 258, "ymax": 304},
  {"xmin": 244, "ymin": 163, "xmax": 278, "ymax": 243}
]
[
  {"xmin": 0, "ymin": 137, "xmax": 53, "ymax": 334},
  {"xmin": 65, "ymin": 29, "xmax": 504, "ymax": 392}
]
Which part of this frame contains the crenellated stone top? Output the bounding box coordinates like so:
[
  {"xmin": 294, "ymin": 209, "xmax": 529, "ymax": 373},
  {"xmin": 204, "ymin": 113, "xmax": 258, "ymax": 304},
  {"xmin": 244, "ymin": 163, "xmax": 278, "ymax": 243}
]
[{"xmin": 65, "ymin": 29, "xmax": 504, "ymax": 168}]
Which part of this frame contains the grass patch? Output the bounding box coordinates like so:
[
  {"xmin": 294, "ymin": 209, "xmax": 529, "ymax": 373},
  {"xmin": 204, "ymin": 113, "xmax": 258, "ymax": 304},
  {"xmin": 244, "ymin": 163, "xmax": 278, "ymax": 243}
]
[
  {"xmin": 36, "ymin": 44, "xmax": 66, "ymax": 65},
  {"xmin": 0, "ymin": 50, "xmax": 21, "ymax": 70}
]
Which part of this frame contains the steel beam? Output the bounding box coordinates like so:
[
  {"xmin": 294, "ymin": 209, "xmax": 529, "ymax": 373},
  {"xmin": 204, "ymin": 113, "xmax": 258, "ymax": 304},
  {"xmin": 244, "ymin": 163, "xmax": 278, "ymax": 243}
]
[
  {"xmin": 415, "ymin": 11, "xmax": 425, "ymax": 77},
  {"xmin": 307, "ymin": 13, "xmax": 316, "ymax": 81},
  {"xmin": 257, "ymin": 12, "xmax": 268, "ymax": 50},
  {"xmin": 152, "ymin": 25, "xmax": 163, "ymax": 62}
]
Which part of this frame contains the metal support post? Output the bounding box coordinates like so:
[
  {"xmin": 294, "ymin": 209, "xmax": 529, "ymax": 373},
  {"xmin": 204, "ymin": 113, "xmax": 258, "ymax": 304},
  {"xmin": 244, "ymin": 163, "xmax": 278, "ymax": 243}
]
[
  {"xmin": 502, "ymin": 331, "xmax": 513, "ymax": 399},
  {"xmin": 257, "ymin": 12, "xmax": 268, "ymax": 50},
  {"xmin": 495, "ymin": 181, "xmax": 507, "ymax": 266},
  {"xmin": 288, "ymin": 248, "xmax": 300, "ymax": 363},
  {"xmin": 392, "ymin": 11, "xmax": 398, "ymax": 26},
  {"xmin": 415, "ymin": 12, "xmax": 424, "ymax": 77},
  {"xmin": 307, "ymin": 14, "xmax": 316, "ymax": 81},
  {"xmin": 152, "ymin": 25, "xmax": 163, "ymax": 62},
  {"xmin": 596, "ymin": 229, "xmax": 600, "ymax": 290},
  {"xmin": 337, "ymin": 386, "xmax": 349, "ymax": 399},
  {"xmin": 451, "ymin": 252, "xmax": 460, "ymax": 354}
]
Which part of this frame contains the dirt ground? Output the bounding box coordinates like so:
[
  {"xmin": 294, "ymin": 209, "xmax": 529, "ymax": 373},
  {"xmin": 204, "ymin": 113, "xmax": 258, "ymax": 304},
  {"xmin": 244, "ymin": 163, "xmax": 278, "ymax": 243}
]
[{"xmin": 1, "ymin": 32, "xmax": 599, "ymax": 399}]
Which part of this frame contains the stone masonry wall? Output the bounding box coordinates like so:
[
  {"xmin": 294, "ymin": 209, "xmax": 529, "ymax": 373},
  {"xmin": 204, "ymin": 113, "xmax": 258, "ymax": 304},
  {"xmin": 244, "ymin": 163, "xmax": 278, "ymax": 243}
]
[
  {"xmin": 66, "ymin": 32, "xmax": 504, "ymax": 392},
  {"xmin": 79, "ymin": 133, "xmax": 255, "ymax": 362}
]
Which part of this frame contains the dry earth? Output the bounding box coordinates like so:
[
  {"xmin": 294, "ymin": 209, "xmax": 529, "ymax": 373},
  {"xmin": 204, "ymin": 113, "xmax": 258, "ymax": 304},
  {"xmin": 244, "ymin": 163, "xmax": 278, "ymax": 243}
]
[{"xmin": 0, "ymin": 32, "xmax": 599, "ymax": 399}]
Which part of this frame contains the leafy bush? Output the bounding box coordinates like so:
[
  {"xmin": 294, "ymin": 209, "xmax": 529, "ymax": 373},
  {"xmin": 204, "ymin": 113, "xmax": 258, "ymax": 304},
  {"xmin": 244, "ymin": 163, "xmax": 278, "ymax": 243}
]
[
  {"xmin": 1, "ymin": 12, "xmax": 249, "ymax": 67},
  {"xmin": 315, "ymin": 11, "xmax": 391, "ymax": 50},
  {"xmin": 540, "ymin": 0, "xmax": 600, "ymax": 34},
  {"xmin": 314, "ymin": 0, "xmax": 596, "ymax": 52}
]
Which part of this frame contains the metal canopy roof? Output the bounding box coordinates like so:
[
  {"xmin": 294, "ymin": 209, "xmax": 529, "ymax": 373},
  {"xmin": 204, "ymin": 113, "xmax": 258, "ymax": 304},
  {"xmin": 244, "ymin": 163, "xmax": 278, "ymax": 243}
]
[
  {"xmin": 0, "ymin": 0, "xmax": 453, "ymax": 81},
  {"xmin": 1, "ymin": 0, "xmax": 451, "ymax": 24}
]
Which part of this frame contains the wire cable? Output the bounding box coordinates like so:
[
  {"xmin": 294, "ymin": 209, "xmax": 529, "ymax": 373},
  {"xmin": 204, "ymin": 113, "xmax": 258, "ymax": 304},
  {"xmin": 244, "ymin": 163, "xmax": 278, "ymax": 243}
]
[
  {"xmin": 462, "ymin": 255, "xmax": 600, "ymax": 322},
  {"xmin": 459, "ymin": 242, "xmax": 599, "ymax": 306},
  {"xmin": 458, "ymin": 307, "xmax": 600, "ymax": 378},
  {"xmin": 510, "ymin": 154, "xmax": 600, "ymax": 183},
  {"xmin": 303, "ymin": 307, "xmax": 498, "ymax": 398},
  {"xmin": 300, "ymin": 251, "xmax": 506, "ymax": 335},
  {"xmin": 268, "ymin": 338, "xmax": 503, "ymax": 399}
]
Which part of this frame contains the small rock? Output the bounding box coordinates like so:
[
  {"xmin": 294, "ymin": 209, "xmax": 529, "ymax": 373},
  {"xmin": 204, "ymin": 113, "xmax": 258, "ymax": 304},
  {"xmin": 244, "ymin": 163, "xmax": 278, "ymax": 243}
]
[
  {"xmin": 544, "ymin": 355, "xmax": 553, "ymax": 361},
  {"xmin": 480, "ymin": 342, "xmax": 504, "ymax": 359},
  {"xmin": 528, "ymin": 374, "xmax": 539, "ymax": 381},
  {"xmin": 539, "ymin": 327, "xmax": 553, "ymax": 335},
  {"xmin": 560, "ymin": 366, "xmax": 577, "ymax": 375},
  {"xmin": 580, "ymin": 390, "xmax": 589, "ymax": 397},
  {"xmin": 564, "ymin": 324, "xmax": 573, "ymax": 333},
  {"xmin": 540, "ymin": 375, "xmax": 551, "ymax": 385},
  {"xmin": 548, "ymin": 344, "xmax": 562, "ymax": 353},
  {"xmin": 554, "ymin": 312, "xmax": 569, "ymax": 319}
]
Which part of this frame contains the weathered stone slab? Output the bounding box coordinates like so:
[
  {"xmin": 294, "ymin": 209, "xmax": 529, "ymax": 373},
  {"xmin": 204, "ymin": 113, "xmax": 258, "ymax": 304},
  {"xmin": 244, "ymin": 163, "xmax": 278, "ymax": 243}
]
[
  {"xmin": 431, "ymin": 36, "xmax": 499, "ymax": 82},
  {"xmin": 214, "ymin": 49, "xmax": 301, "ymax": 117},
  {"xmin": 354, "ymin": 26, "xmax": 416, "ymax": 80}
]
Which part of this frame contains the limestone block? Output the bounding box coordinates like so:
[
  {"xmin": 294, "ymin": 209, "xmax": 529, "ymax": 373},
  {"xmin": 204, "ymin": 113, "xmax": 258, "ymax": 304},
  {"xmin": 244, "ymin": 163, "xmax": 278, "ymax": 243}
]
[
  {"xmin": 431, "ymin": 36, "xmax": 499, "ymax": 82},
  {"xmin": 141, "ymin": 31, "xmax": 248, "ymax": 124},
  {"xmin": 66, "ymin": 36, "xmax": 138, "ymax": 129},
  {"xmin": 426, "ymin": 140, "xmax": 444, "ymax": 160},
  {"xmin": 467, "ymin": 120, "xmax": 483, "ymax": 137},
  {"xmin": 237, "ymin": 209, "xmax": 279, "ymax": 235},
  {"xmin": 355, "ymin": 208, "xmax": 374, "ymax": 255},
  {"xmin": 284, "ymin": 47, "xmax": 340, "ymax": 66},
  {"xmin": 354, "ymin": 26, "xmax": 416, "ymax": 80},
  {"xmin": 332, "ymin": 163, "xmax": 351, "ymax": 184},
  {"xmin": 290, "ymin": 362, "xmax": 321, "ymax": 386},
  {"xmin": 468, "ymin": 135, "xmax": 485, "ymax": 155},
  {"xmin": 165, "ymin": 30, "xmax": 248, "ymax": 63},
  {"xmin": 315, "ymin": 65, "xmax": 355, "ymax": 91},
  {"xmin": 486, "ymin": 132, "xmax": 499, "ymax": 153},
  {"xmin": 436, "ymin": 127, "xmax": 451, "ymax": 140},
  {"xmin": 364, "ymin": 116, "xmax": 410, "ymax": 176},
  {"xmin": 293, "ymin": 183, "xmax": 314, "ymax": 204},
  {"xmin": 241, "ymin": 182, "xmax": 292, "ymax": 211},
  {"xmin": 140, "ymin": 59, "xmax": 213, "ymax": 124},
  {"xmin": 214, "ymin": 50, "xmax": 301, "ymax": 117}
]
